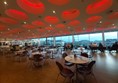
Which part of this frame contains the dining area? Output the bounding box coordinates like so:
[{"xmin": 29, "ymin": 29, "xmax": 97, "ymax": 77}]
[{"xmin": 0, "ymin": 44, "xmax": 118, "ymax": 83}]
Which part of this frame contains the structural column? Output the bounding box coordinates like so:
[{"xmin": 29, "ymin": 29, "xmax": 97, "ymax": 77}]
[
  {"xmin": 102, "ymin": 31, "xmax": 105, "ymax": 46},
  {"xmin": 53, "ymin": 37, "xmax": 56, "ymax": 46}
]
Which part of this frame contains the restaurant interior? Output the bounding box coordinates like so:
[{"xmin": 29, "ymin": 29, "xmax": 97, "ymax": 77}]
[{"xmin": 0, "ymin": 0, "xmax": 118, "ymax": 83}]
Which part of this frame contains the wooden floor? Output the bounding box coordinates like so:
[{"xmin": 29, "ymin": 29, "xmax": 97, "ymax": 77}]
[{"xmin": 0, "ymin": 51, "xmax": 118, "ymax": 83}]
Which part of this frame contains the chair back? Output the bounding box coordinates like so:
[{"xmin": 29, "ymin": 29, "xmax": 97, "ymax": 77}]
[
  {"xmin": 62, "ymin": 53, "xmax": 68, "ymax": 58},
  {"xmin": 56, "ymin": 61, "xmax": 63, "ymax": 72},
  {"xmin": 81, "ymin": 52, "xmax": 88, "ymax": 58},
  {"xmin": 33, "ymin": 54, "xmax": 43, "ymax": 62},
  {"xmin": 88, "ymin": 61, "xmax": 96, "ymax": 70}
]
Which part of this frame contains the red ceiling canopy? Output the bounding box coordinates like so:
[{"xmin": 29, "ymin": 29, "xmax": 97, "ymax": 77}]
[
  {"xmin": 0, "ymin": 17, "xmax": 18, "ymax": 24},
  {"xmin": 38, "ymin": 29, "xmax": 45, "ymax": 32},
  {"xmin": 48, "ymin": 0, "xmax": 70, "ymax": 6},
  {"xmin": 0, "ymin": 23, "xmax": 7, "ymax": 31},
  {"xmin": 55, "ymin": 24, "xmax": 66, "ymax": 29},
  {"xmin": 102, "ymin": 22, "xmax": 112, "ymax": 27},
  {"xmin": 45, "ymin": 27, "xmax": 53, "ymax": 30},
  {"xmin": 5, "ymin": 9, "xmax": 28, "ymax": 20},
  {"xmin": 86, "ymin": 0, "xmax": 113, "ymax": 14},
  {"xmin": 44, "ymin": 16, "xmax": 59, "ymax": 24},
  {"xmin": 108, "ymin": 12, "xmax": 118, "ymax": 20},
  {"xmin": 62, "ymin": 9, "xmax": 80, "ymax": 20},
  {"xmin": 86, "ymin": 16, "xmax": 102, "ymax": 24},
  {"xmin": 32, "ymin": 20, "xmax": 45, "ymax": 27},
  {"xmin": 68, "ymin": 20, "xmax": 80, "ymax": 27},
  {"xmin": 17, "ymin": 0, "xmax": 45, "ymax": 14},
  {"xmin": 22, "ymin": 24, "xmax": 36, "ymax": 29}
]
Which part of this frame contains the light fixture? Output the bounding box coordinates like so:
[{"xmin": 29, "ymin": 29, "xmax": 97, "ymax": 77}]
[
  {"xmin": 49, "ymin": 24, "xmax": 52, "ymax": 27},
  {"xmin": 100, "ymin": 21, "xmax": 102, "ymax": 23},
  {"xmin": 4, "ymin": 1, "xmax": 7, "ymax": 5},
  {"xmin": 112, "ymin": 24, "xmax": 114, "ymax": 26},
  {"xmin": 8, "ymin": 28, "xmax": 10, "ymax": 30},
  {"xmin": 24, "ymin": 21, "xmax": 27, "ymax": 24},
  {"xmin": 53, "ymin": 10, "xmax": 56, "ymax": 14}
]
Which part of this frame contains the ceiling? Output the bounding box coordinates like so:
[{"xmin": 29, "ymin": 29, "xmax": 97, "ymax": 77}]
[{"xmin": 0, "ymin": 0, "xmax": 118, "ymax": 40}]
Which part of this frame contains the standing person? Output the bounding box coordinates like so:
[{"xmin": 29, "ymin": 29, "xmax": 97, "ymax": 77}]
[
  {"xmin": 99, "ymin": 43, "xmax": 104, "ymax": 52},
  {"xmin": 70, "ymin": 43, "xmax": 73, "ymax": 50}
]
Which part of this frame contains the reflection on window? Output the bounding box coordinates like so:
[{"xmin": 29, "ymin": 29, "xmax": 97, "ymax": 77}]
[{"xmin": 104, "ymin": 32, "xmax": 117, "ymax": 46}]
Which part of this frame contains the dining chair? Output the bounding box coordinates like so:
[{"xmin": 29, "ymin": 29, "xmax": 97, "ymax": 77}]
[
  {"xmin": 80, "ymin": 52, "xmax": 88, "ymax": 58},
  {"xmin": 33, "ymin": 54, "xmax": 45, "ymax": 68},
  {"xmin": 56, "ymin": 61, "xmax": 74, "ymax": 83},
  {"xmin": 62, "ymin": 53, "xmax": 74, "ymax": 66},
  {"xmin": 77, "ymin": 61, "xmax": 97, "ymax": 82}
]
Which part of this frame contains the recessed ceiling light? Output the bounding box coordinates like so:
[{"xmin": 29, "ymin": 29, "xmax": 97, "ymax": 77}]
[
  {"xmin": 28, "ymin": 30, "xmax": 30, "ymax": 32},
  {"xmin": 49, "ymin": 24, "xmax": 52, "ymax": 27},
  {"xmin": 100, "ymin": 21, "xmax": 102, "ymax": 23},
  {"xmin": 112, "ymin": 24, "xmax": 115, "ymax": 26},
  {"xmin": 53, "ymin": 10, "xmax": 56, "ymax": 14},
  {"xmin": 7, "ymin": 28, "xmax": 10, "ymax": 31},
  {"xmin": 24, "ymin": 22, "xmax": 27, "ymax": 24},
  {"xmin": 4, "ymin": 1, "xmax": 7, "ymax": 5}
]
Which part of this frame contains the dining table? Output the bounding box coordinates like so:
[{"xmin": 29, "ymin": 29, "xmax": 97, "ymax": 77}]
[{"xmin": 65, "ymin": 55, "xmax": 90, "ymax": 83}]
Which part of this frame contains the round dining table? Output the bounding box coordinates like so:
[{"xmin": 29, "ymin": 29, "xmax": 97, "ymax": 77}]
[{"xmin": 65, "ymin": 55, "xmax": 90, "ymax": 83}]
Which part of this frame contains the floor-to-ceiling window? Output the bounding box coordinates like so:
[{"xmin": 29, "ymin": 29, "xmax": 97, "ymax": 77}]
[
  {"xmin": 47, "ymin": 37, "xmax": 53, "ymax": 46},
  {"xmin": 55, "ymin": 36, "xmax": 62, "ymax": 46},
  {"xmin": 39, "ymin": 31, "xmax": 118, "ymax": 47},
  {"xmin": 104, "ymin": 31, "xmax": 117, "ymax": 47},
  {"xmin": 61, "ymin": 35, "xmax": 72, "ymax": 43},
  {"xmin": 73, "ymin": 35, "xmax": 79, "ymax": 47},
  {"xmin": 89, "ymin": 33, "xmax": 102, "ymax": 46},
  {"xmin": 40, "ymin": 38, "xmax": 46, "ymax": 46},
  {"xmin": 79, "ymin": 34, "xmax": 90, "ymax": 47}
]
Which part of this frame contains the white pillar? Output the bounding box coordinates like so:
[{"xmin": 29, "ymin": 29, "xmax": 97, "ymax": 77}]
[
  {"xmin": 53, "ymin": 37, "xmax": 56, "ymax": 46},
  {"xmin": 72, "ymin": 35, "xmax": 74, "ymax": 44},
  {"xmin": 117, "ymin": 32, "xmax": 118, "ymax": 41},
  {"xmin": 102, "ymin": 31, "xmax": 105, "ymax": 46}
]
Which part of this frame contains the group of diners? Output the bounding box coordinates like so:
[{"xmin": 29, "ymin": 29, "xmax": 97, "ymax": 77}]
[{"xmin": 89, "ymin": 42, "xmax": 118, "ymax": 52}]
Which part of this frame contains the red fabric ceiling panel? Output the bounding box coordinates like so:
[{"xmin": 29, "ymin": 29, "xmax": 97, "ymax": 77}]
[
  {"xmin": 68, "ymin": 20, "xmax": 80, "ymax": 27},
  {"xmin": 45, "ymin": 27, "xmax": 53, "ymax": 30},
  {"xmin": 62, "ymin": 9, "xmax": 80, "ymax": 20},
  {"xmin": 17, "ymin": 0, "xmax": 45, "ymax": 14},
  {"xmin": 38, "ymin": 29, "xmax": 45, "ymax": 32},
  {"xmin": 86, "ymin": 0, "xmax": 113, "ymax": 14},
  {"xmin": 55, "ymin": 24, "xmax": 66, "ymax": 29},
  {"xmin": 0, "ymin": 23, "xmax": 7, "ymax": 30},
  {"xmin": 32, "ymin": 20, "xmax": 46, "ymax": 27},
  {"xmin": 86, "ymin": 16, "xmax": 102, "ymax": 24},
  {"xmin": 5, "ymin": 9, "xmax": 28, "ymax": 20},
  {"xmin": 48, "ymin": 0, "xmax": 70, "ymax": 6},
  {"xmin": 108, "ymin": 12, "xmax": 118, "ymax": 20},
  {"xmin": 74, "ymin": 26, "xmax": 83, "ymax": 33},
  {"xmin": 102, "ymin": 22, "xmax": 112, "ymax": 27},
  {"xmin": 44, "ymin": 16, "xmax": 59, "ymax": 24},
  {"xmin": 0, "ymin": 17, "xmax": 18, "ymax": 24},
  {"xmin": 0, "ymin": 27, "xmax": 6, "ymax": 31},
  {"xmin": 22, "ymin": 24, "xmax": 35, "ymax": 29},
  {"xmin": 5, "ymin": 28, "xmax": 23, "ymax": 35}
]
